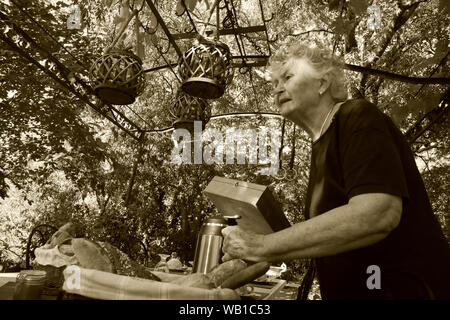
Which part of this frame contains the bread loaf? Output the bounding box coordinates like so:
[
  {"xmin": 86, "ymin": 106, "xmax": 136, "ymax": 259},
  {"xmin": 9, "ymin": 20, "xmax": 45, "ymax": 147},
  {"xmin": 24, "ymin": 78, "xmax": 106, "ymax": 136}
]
[
  {"xmin": 208, "ymin": 259, "xmax": 248, "ymax": 287},
  {"xmin": 170, "ymin": 272, "xmax": 215, "ymax": 289},
  {"xmin": 217, "ymin": 288, "xmax": 240, "ymax": 300},
  {"xmin": 169, "ymin": 259, "xmax": 248, "ymax": 289},
  {"xmin": 72, "ymin": 238, "xmax": 113, "ymax": 273}
]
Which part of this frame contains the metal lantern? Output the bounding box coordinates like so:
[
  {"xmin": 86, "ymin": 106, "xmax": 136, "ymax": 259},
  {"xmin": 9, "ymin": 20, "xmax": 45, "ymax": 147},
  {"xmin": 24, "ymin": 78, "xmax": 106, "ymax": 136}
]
[
  {"xmin": 178, "ymin": 40, "xmax": 234, "ymax": 100},
  {"xmin": 89, "ymin": 49, "xmax": 146, "ymax": 105},
  {"xmin": 169, "ymin": 89, "xmax": 211, "ymax": 132}
]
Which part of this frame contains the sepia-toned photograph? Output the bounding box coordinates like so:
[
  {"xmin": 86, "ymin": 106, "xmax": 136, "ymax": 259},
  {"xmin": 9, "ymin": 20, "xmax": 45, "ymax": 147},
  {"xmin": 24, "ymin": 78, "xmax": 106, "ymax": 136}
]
[{"xmin": 0, "ymin": 0, "xmax": 449, "ymax": 311}]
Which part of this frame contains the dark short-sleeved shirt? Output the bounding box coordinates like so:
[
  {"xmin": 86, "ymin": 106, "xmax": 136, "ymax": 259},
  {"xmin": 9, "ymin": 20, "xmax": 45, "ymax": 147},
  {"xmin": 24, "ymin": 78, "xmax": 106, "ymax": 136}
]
[{"xmin": 305, "ymin": 99, "xmax": 450, "ymax": 300}]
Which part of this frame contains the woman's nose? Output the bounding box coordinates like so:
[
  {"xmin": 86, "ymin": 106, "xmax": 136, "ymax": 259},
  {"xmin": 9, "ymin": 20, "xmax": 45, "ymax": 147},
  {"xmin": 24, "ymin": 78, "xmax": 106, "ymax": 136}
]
[{"xmin": 271, "ymin": 81, "xmax": 285, "ymax": 96}]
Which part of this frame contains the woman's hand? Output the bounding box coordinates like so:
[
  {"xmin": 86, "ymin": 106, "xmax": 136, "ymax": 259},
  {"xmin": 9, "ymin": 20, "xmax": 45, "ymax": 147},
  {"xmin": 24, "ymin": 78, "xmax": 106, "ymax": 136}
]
[{"xmin": 221, "ymin": 226, "xmax": 265, "ymax": 262}]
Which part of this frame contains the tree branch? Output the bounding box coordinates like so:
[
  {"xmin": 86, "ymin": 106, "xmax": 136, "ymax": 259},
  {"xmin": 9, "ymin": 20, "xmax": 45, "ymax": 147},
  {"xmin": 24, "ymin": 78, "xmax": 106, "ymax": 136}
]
[
  {"xmin": 413, "ymin": 143, "xmax": 443, "ymax": 154},
  {"xmin": 345, "ymin": 64, "xmax": 450, "ymax": 85},
  {"xmin": 415, "ymin": 153, "xmax": 431, "ymax": 174},
  {"xmin": 0, "ymin": 239, "xmax": 23, "ymax": 259},
  {"xmin": 413, "ymin": 50, "xmax": 450, "ymax": 98},
  {"xmin": 103, "ymin": 193, "xmax": 111, "ymax": 213},
  {"xmin": 405, "ymin": 88, "xmax": 450, "ymax": 144},
  {"xmin": 360, "ymin": 1, "xmax": 425, "ymax": 90},
  {"xmin": 287, "ymin": 29, "xmax": 334, "ymax": 37}
]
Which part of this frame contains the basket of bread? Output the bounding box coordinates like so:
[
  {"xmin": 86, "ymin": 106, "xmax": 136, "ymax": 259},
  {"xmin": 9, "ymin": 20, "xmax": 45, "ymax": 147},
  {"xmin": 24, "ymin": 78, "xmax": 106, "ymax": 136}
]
[{"xmin": 32, "ymin": 223, "xmax": 269, "ymax": 300}]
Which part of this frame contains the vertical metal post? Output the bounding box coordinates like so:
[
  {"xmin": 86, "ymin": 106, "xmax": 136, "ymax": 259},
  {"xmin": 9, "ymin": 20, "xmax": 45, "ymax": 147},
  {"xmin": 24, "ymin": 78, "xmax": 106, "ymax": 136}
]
[{"xmin": 216, "ymin": 0, "xmax": 220, "ymax": 41}]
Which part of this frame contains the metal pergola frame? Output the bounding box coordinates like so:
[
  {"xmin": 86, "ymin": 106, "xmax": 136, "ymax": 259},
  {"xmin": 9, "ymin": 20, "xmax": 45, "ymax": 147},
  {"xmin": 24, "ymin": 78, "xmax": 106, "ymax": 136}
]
[
  {"xmin": 1, "ymin": 0, "xmax": 279, "ymax": 141},
  {"xmin": 2, "ymin": 0, "xmax": 448, "ymax": 141}
]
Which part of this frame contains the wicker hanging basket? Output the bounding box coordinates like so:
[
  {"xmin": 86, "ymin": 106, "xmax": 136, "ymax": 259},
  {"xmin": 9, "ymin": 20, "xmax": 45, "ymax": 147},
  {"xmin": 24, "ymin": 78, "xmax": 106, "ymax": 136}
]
[
  {"xmin": 89, "ymin": 49, "xmax": 146, "ymax": 105},
  {"xmin": 178, "ymin": 40, "xmax": 233, "ymax": 100},
  {"xmin": 169, "ymin": 89, "xmax": 211, "ymax": 132}
]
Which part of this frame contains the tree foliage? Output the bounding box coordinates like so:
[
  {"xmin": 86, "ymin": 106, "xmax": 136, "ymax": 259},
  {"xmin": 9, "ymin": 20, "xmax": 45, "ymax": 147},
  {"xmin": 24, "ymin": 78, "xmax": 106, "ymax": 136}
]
[{"xmin": 0, "ymin": 0, "xmax": 448, "ymax": 280}]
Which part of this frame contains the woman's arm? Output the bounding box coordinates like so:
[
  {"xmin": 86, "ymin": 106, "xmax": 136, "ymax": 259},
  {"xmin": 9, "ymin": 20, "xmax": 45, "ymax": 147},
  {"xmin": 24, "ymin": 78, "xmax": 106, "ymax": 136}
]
[{"xmin": 222, "ymin": 193, "xmax": 402, "ymax": 263}]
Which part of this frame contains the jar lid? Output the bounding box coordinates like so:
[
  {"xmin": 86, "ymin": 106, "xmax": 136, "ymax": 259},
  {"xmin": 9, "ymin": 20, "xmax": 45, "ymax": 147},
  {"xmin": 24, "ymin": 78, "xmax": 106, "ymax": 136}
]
[
  {"xmin": 206, "ymin": 216, "xmax": 227, "ymax": 226},
  {"xmin": 17, "ymin": 270, "xmax": 47, "ymax": 284}
]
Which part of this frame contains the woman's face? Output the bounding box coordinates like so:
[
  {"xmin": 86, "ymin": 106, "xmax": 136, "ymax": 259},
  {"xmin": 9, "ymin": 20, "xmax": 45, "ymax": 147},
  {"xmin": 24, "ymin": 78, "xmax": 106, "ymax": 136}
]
[{"xmin": 271, "ymin": 57, "xmax": 322, "ymax": 118}]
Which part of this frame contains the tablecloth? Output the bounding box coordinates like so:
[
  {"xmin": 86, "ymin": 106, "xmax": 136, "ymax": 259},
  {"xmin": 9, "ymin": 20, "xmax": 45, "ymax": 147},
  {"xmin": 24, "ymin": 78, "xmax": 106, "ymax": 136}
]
[{"xmin": 62, "ymin": 266, "xmax": 240, "ymax": 300}]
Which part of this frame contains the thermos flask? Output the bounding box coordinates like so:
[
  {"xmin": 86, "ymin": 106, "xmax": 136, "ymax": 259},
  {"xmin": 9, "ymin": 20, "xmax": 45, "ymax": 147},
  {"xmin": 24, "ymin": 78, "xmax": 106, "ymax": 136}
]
[{"xmin": 192, "ymin": 215, "xmax": 239, "ymax": 274}]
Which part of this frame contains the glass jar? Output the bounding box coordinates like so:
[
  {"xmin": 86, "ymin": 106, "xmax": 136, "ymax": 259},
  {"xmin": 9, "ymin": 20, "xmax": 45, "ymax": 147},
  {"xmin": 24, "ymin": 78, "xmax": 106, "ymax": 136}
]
[{"xmin": 13, "ymin": 270, "xmax": 47, "ymax": 300}]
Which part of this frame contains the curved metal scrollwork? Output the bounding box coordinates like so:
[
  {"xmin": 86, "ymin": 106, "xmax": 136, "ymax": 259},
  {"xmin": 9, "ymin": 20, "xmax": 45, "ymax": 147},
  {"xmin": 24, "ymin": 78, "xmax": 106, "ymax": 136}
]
[
  {"xmin": 222, "ymin": 10, "xmax": 235, "ymax": 29},
  {"xmin": 219, "ymin": 0, "xmax": 227, "ymax": 10},
  {"xmin": 183, "ymin": 25, "xmax": 196, "ymax": 33},
  {"xmin": 262, "ymin": 12, "xmax": 275, "ymax": 23},
  {"xmin": 123, "ymin": 236, "xmax": 150, "ymax": 267},
  {"xmin": 157, "ymin": 40, "xmax": 171, "ymax": 55},
  {"xmin": 239, "ymin": 65, "xmax": 250, "ymax": 75},
  {"xmin": 142, "ymin": 21, "xmax": 158, "ymax": 35},
  {"xmin": 273, "ymin": 167, "xmax": 299, "ymax": 182},
  {"xmin": 25, "ymin": 224, "xmax": 58, "ymax": 269},
  {"xmin": 268, "ymin": 34, "xmax": 279, "ymax": 44}
]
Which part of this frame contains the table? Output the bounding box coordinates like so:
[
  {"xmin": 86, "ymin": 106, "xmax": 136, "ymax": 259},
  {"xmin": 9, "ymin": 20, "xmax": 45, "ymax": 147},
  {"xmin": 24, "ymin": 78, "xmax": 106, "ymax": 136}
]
[
  {"xmin": 239, "ymin": 280, "xmax": 299, "ymax": 300},
  {"xmin": 0, "ymin": 273, "xmax": 62, "ymax": 300},
  {"xmin": 0, "ymin": 273, "xmax": 17, "ymax": 300},
  {"xmin": 0, "ymin": 272, "xmax": 298, "ymax": 300},
  {"xmin": 151, "ymin": 270, "xmax": 299, "ymax": 300}
]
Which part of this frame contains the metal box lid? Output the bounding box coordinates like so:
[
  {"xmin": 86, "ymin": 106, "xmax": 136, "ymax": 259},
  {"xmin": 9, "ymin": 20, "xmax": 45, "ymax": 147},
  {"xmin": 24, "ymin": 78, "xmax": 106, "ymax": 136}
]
[{"xmin": 203, "ymin": 176, "xmax": 291, "ymax": 234}]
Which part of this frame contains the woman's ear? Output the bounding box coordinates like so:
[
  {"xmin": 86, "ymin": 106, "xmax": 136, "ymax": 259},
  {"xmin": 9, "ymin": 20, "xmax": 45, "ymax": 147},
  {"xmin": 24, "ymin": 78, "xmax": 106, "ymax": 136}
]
[{"xmin": 318, "ymin": 73, "xmax": 331, "ymax": 95}]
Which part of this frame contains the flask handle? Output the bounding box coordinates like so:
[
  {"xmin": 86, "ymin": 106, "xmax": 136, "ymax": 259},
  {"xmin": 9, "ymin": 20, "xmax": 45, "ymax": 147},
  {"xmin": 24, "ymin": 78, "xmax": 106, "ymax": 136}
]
[{"xmin": 223, "ymin": 215, "xmax": 241, "ymax": 226}]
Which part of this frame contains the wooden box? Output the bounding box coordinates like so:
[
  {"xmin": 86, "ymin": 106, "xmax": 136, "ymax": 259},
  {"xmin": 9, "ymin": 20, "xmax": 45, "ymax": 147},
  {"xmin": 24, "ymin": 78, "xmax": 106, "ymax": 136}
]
[{"xmin": 203, "ymin": 176, "xmax": 290, "ymax": 234}]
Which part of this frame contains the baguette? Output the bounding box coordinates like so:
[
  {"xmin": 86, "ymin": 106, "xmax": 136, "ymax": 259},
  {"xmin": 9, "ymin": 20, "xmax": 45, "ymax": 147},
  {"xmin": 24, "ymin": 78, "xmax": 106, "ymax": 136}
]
[{"xmin": 220, "ymin": 261, "xmax": 270, "ymax": 289}]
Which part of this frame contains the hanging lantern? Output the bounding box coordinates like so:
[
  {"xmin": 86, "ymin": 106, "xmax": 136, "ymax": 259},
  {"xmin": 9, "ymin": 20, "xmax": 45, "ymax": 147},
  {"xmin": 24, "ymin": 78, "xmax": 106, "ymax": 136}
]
[
  {"xmin": 89, "ymin": 49, "xmax": 146, "ymax": 105},
  {"xmin": 169, "ymin": 89, "xmax": 211, "ymax": 132},
  {"xmin": 178, "ymin": 40, "xmax": 234, "ymax": 100}
]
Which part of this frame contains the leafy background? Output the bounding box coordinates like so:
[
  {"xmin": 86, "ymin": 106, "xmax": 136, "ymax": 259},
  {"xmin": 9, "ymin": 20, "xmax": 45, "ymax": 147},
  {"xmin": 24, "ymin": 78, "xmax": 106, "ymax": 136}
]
[{"xmin": 0, "ymin": 0, "xmax": 449, "ymax": 299}]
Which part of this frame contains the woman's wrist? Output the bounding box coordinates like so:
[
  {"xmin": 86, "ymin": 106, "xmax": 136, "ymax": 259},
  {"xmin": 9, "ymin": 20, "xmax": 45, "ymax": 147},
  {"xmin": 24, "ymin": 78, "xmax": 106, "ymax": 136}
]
[{"xmin": 252, "ymin": 233, "xmax": 270, "ymax": 262}]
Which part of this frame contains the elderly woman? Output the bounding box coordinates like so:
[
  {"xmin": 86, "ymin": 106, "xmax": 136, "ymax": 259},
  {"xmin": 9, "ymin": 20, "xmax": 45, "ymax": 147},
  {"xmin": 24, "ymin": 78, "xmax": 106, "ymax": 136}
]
[{"xmin": 221, "ymin": 43, "xmax": 450, "ymax": 300}]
